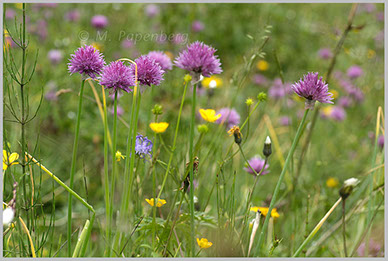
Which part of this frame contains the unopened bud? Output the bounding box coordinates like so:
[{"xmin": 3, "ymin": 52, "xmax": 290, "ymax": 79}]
[
  {"xmin": 339, "ymin": 178, "xmax": 360, "ymax": 200},
  {"xmin": 197, "ymin": 124, "xmax": 209, "ymax": 134},
  {"xmin": 184, "ymin": 74, "xmax": 192, "ymax": 83},
  {"xmin": 246, "ymin": 98, "xmax": 254, "ymax": 106},
  {"xmin": 152, "ymin": 104, "xmax": 163, "ymax": 115},
  {"xmin": 257, "ymin": 92, "xmax": 267, "ymax": 102},
  {"xmin": 228, "ymin": 126, "xmax": 242, "ymax": 145},
  {"xmin": 263, "ymin": 136, "xmax": 272, "ymax": 158}
]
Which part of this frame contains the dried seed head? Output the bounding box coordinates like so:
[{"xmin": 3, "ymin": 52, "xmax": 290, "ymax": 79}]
[
  {"xmin": 263, "ymin": 136, "xmax": 272, "ymax": 158},
  {"xmin": 339, "ymin": 178, "xmax": 360, "ymax": 200}
]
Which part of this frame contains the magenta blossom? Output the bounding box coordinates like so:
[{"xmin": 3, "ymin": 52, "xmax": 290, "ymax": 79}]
[
  {"xmin": 347, "ymin": 65, "xmax": 363, "ymax": 79},
  {"xmin": 68, "ymin": 45, "xmax": 105, "ymax": 79},
  {"xmin": 318, "ymin": 48, "xmax": 332, "ymax": 59},
  {"xmin": 216, "ymin": 108, "xmax": 241, "ymax": 128},
  {"xmin": 291, "ymin": 72, "xmax": 333, "ymax": 109},
  {"xmin": 147, "ymin": 51, "xmax": 173, "ymax": 71},
  {"xmin": 243, "ymin": 156, "xmax": 269, "ymax": 176},
  {"xmin": 131, "ymin": 55, "xmax": 165, "ymax": 87},
  {"xmin": 91, "ymin": 15, "xmax": 108, "ymax": 29},
  {"xmin": 100, "ymin": 61, "xmax": 135, "ymax": 93},
  {"xmin": 192, "ymin": 20, "xmax": 205, "ymax": 32}
]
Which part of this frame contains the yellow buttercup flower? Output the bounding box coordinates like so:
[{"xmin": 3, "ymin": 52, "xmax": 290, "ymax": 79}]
[
  {"xmin": 330, "ymin": 89, "xmax": 339, "ymax": 100},
  {"xmin": 149, "ymin": 122, "xmax": 169, "ymax": 133},
  {"xmin": 3, "ymin": 150, "xmax": 19, "ymax": 171},
  {"xmin": 145, "ymin": 198, "xmax": 167, "ymax": 207},
  {"xmin": 197, "ymin": 238, "xmax": 213, "ymax": 249},
  {"xmin": 250, "ymin": 207, "xmax": 280, "ymax": 219},
  {"xmin": 322, "ymin": 106, "xmax": 334, "ymax": 117},
  {"xmin": 91, "ymin": 42, "xmax": 103, "ymax": 51},
  {"xmin": 115, "ymin": 150, "xmax": 125, "ymax": 162},
  {"xmin": 202, "ymin": 76, "xmax": 223, "ymax": 89},
  {"xmin": 199, "ymin": 109, "xmax": 221, "ymax": 123},
  {"xmin": 326, "ymin": 177, "xmax": 339, "ymax": 188},
  {"xmin": 256, "ymin": 60, "xmax": 269, "ymax": 71}
]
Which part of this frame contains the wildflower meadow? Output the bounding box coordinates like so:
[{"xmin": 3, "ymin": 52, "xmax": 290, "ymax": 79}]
[{"xmin": 2, "ymin": 2, "xmax": 385, "ymax": 258}]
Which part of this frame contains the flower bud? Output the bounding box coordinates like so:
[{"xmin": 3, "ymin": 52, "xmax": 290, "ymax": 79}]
[
  {"xmin": 339, "ymin": 178, "xmax": 360, "ymax": 200},
  {"xmin": 257, "ymin": 92, "xmax": 267, "ymax": 102},
  {"xmin": 152, "ymin": 104, "xmax": 163, "ymax": 115},
  {"xmin": 197, "ymin": 124, "xmax": 209, "ymax": 134},
  {"xmin": 184, "ymin": 74, "xmax": 192, "ymax": 83},
  {"xmin": 263, "ymin": 136, "xmax": 272, "ymax": 158},
  {"xmin": 228, "ymin": 126, "xmax": 242, "ymax": 145}
]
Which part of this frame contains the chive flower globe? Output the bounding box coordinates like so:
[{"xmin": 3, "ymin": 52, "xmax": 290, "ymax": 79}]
[
  {"xmin": 91, "ymin": 15, "xmax": 108, "ymax": 29},
  {"xmin": 135, "ymin": 134, "xmax": 153, "ymax": 159},
  {"xmin": 174, "ymin": 41, "xmax": 222, "ymax": 80},
  {"xmin": 291, "ymin": 72, "xmax": 334, "ymax": 109},
  {"xmin": 243, "ymin": 156, "xmax": 269, "ymax": 176},
  {"xmin": 216, "ymin": 108, "xmax": 241, "ymax": 129},
  {"xmin": 147, "ymin": 51, "xmax": 173, "ymax": 71},
  {"xmin": 68, "ymin": 45, "xmax": 105, "ymax": 79},
  {"xmin": 131, "ymin": 55, "xmax": 165, "ymax": 87},
  {"xmin": 347, "ymin": 65, "xmax": 363, "ymax": 79},
  {"xmin": 99, "ymin": 61, "xmax": 135, "ymax": 93}
]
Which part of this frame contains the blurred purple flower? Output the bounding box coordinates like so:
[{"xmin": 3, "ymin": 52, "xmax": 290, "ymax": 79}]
[
  {"xmin": 110, "ymin": 105, "xmax": 124, "ymax": 117},
  {"xmin": 68, "ymin": 45, "xmax": 105, "ymax": 79},
  {"xmin": 5, "ymin": 8, "xmax": 16, "ymax": 20},
  {"xmin": 347, "ymin": 65, "xmax": 363, "ymax": 79},
  {"xmin": 172, "ymin": 33, "xmax": 187, "ymax": 45},
  {"xmin": 375, "ymin": 30, "xmax": 384, "ymax": 47},
  {"xmin": 279, "ymin": 116, "xmax": 291, "ymax": 126},
  {"xmin": 357, "ymin": 239, "xmax": 383, "ymax": 257},
  {"xmin": 338, "ymin": 96, "xmax": 352, "ymax": 108},
  {"xmin": 100, "ymin": 61, "xmax": 135, "ymax": 93},
  {"xmin": 175, "ymin": 41, "xmax": 222, "ymax": 79},
  {"xmin": 291, "ymin": 72, "xmax": 333, "ymax": 109},
  {"xmin": 253, "ymin": 73, "xmax": 268, "ymax": 86},
  {"xmin": 376, "ymin": 11, "xmax": 384, "ymax": 22},
  {"xmin": 135, "ymin": 134, "xmax": 153, "ymax": 159},
  {"xmin": 269, "ymin": 78, "xmax": 292, "ymax": 99},
  {"xmin": 91, "ymin": 15, "xmax": 108, "ymax": 29},
  {"xmin": 330, "ymin": 106, "xmax": 346, "ymax": 121},
  {"xmin": 145, "ymin": 4, "xmax": 160, "ymax": 17},
  {"xmin": 378, "ymin": 135, "xmax": 384, "ymax": 149},
  {"xmin": 318, "ymin": 48, "xmax": 332, "ymax": 60},
  {"xmin": 47, "ymin": 49, "xmax": 63, "ymax": 65},
  {"xmin": 147, "ymin": 51, "xmax": 173, "ymax": 71},
  {"xmin": 121, "ymin": 39, "xmax": 134, "ymax": 49},
  {"xmin": 131, "ymin": 55, "xmax": 165, "ymax": 87},
  {"xmin": 65, "ymin": 10, "xmax": 80, "ymax": 22},
  {"xmin": 360, "ymin": 3, "xmax": 376, "ymax": 13},
  {"xmin": 45, "ymin": 90, "xmax": 57, "ymax": 101},
  {"xmin": 243, "ymin": 157, "xmax": 269, "ymax": 176},
  {"xmin": 216, "ymin": 108, "xmax": 241, "ymax": 129},
  {"xmin": 192, "ymin": 20, "xmax": 205, "ymax": 32}
]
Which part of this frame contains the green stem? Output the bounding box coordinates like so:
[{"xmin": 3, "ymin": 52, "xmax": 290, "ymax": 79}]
[
  {"xmin": 151, "ymin": 115, "xmax": 158, "ymax": 252},
  {"xmin": 102, "ymin": 88, "xmax": 110, "ymax": 256},
  {"xmin": 188, "ymin": 83, "xmax": 197, "ymax": 256},
  {"xmin": 256, "ymin": 109, "xmax": 310, "ymax": 255},
  {"xmin": 342, "ymin": 200, "xmax": 347, "ymax": 257},
  {"xmin": 156, "ymin": 81, "xmax": 189, "ymax": 200},
  {"xmin": 72, "ymin": 220, "xmax": 90, "ymax": 257},
  {"xmin": 67, "ymin": 79, "xmax": 85, "ymax": 256}
]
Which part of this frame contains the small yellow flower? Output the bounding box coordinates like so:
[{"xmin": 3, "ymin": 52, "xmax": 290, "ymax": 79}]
[
  {"xmin": 322, "ymin": 106, "xmax": 334, "ymax": 117},
  {"xmin": 115, "ymin": 150, "xmax": 125, "ymax": 162},
  {"xmin": 165, "ymin": 51, "xmax": 174, "ymax": 60},
  {"xmin": 199, "ymin": 109, "xmax": 221, "ymax": 123},
  {"xmin": 145, "ymin": 198, "xmax": 167, "ymax": 207},
  {"xmin": 91, "ymin": 42, "xmax": 103, "ymax": 51},
  {"xmin": 330, "ymin": 89, "xmax": 339, "ymax": 100},
  {"xmin": 250, "ymin": 207, "xmax": 280, "ymax": 219},
  {"xmin": 202, "ymin": 76, "xmax": 223, "ymax": 89},
  {"xmin": 149, "ymin": 122, "xmax": 169, "ymax": 133},
  {"xmin": 15, "ymin": 3, "xmax": 23, "ymax": 9},
  {"xmin": 367, "ymin": 49, "xmax": 376, "ymax": 59},
  {"xmin": 326, "ymin": 177, "xmax": 339, "ymax": 188},
  {"xmin": 197, "ymin": 238, "xmax": 213, "ymax": 249},
  {"xmin": 3, "ymin": 150, "xmax": 19, "ymax": 171},
  {"xmin": 245, "ymin": 98, "xmax": 254, "ymax": 106},
  {"xmin": 256, "ymin": 60, "xmax": 269, "ymax": 71},
  {"xmin": 228, "ymin": 125, "xmax": 242, "ymax": 144}
]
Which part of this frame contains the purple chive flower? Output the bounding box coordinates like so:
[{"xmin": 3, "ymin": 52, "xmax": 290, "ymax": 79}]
[
  {"xmin": 91, "ymin": 15, "xmax": 108, "ymax": 29},
  {"xmin": 175, "ymin": 41, "xmax": 222, "ymax": 80},
  {"xmin": 135, "ymin": 134, "xmax": 153, "ymax": 159},
  {"xmin": 253, "ymin": 73, "xmax": 268, "ymax": 86},
  {"xmin": 5, "ymin": 8, "xmax": 16, "ymax": 20},
  {"xmin": 338, "ymin": 96, "xmax": 353, "ymax": 108},
  {"xmin": 216, "ymin": 108, "xmax": 241, "ymax": 129},
  {"xmin": 318, "ymin": 48, "xmax": 332, "ymax": 60},
  {"xmin": 243, "ymin": 156, "xmax": 269, "ymax": 176},
  {"xmin": 147, "ymin": 51, "xmax": 173, "ymax": 71},
  {"xmin": 131, "ymin": 55, "xmax": 165, "ymax": 87},
  {"xmin": 99, "ymin": 61, "xmax": 135, "ymax": 93},
  {"xmin": 347, "ymin": 65, "xmax": 363, "ymax": 79},
  {"xmin": 48, "ymin": 49, "xmax": 63, "ymax": 65},
  {"xmin": 68, "ymin": 45, "xmax": 105, "ymax": 79},
  {"xmin": 110, "ymin": 105, "xmax": 124, "ymax": 117},
  {"xmin": 192, "ymin": 20, "xmax": 205, "ymax": 32},
  {"xmin": 65, "ymin": 10, "xmax": 80, "ymax": 22},
  {"xmin": 172, "ymin": 33, "xmax": 187, "ymax": 45},
  {"xmin": 279, "ymin": 116, "xmax": 291, "ymax": 126},
  {"xmin": 291, "ymin": 72, "xmax": 334, "ymax": 109},
  {"xmin": 376, "ymin": 11, "xmax": 384, "ymax": 22},
  {"xmin": 378, "ymin": 135, "xmax": 384, "ymax": 149},
  {"xmin": 121, "ymin": 39, "xmax": 134, "ymax": 49},
  {"xmin": 357, "ymin": 239, "xmax": 383, "ymax": 257},
  {"xmin": 145, "ymin": 4, "xmax": 160, "ymax": 17},
  {"xmin": 269, "ymin": 78, "xmax": 293, "ymax": 99},
  {"xmin": 330, "ymin": 106, "xmax": 346, "ymax": 121}
]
